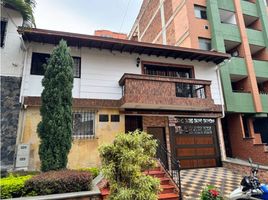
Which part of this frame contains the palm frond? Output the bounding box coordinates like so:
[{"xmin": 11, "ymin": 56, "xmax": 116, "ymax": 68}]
[{"xmin": 2, "ymin": 0, "xmax": 36, "ymax": 27}]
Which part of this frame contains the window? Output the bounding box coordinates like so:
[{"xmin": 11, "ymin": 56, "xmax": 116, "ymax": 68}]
[
  {"xmin": 242, "ymin": 116, "xmax": 250, "ymax": 138},
  {"xmin": 99, "ymin": 114, "xmax": 109, "ymax": 122},
  {"xmin": 198, "ymin": 38, "xmax": 211, "ymax": 50},
  {"xmin": 1, "ymin": 19, "xmax": 8, "ymax": 47},
  {"xmin": 175, "ymin": 83, "xmax": 206, "ymax": 98},
  {"xmin": 73, "ymin": 111, "xmax": 95, "ymax": 138},
  {"xmin": 143, "ymin": 64, "xmax": 193, "ymax": 78},
  {"xmin": 111, "ymin": 115, "xmax": 120, "ymax": 122},
  {"xmin": 194, "ymin": 5, "xmax": 207, "ymax": 19},
  {"xmin": 30, "ymin": 52, "xmax": 81, "ymax": 77}
]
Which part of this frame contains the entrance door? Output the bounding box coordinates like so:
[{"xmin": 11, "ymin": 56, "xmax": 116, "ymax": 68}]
[
  {"xmin": 125, "ymin": 116, "xmax": 143, "ymax": 132},
  {"xmin": 170, "ymin": 118, "xmax": 220, "ymax": 169},
  {"xmin": 147, "ymin": 127, "xmax": 169, "ymax": 169}
]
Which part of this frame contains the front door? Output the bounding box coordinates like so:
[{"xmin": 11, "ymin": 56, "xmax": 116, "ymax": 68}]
[
  {"xmin": 147, "ymin": 127, "xmax": 169, "ymax": 169},
  {"xmin": 125, "ymin": 116, "xmax": 143, "ymax": 133}
]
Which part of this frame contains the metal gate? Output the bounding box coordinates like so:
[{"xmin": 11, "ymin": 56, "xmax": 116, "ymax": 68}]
[{"xmin": 170, "ymin": 117, "xmax": 220, "ymax": 169}]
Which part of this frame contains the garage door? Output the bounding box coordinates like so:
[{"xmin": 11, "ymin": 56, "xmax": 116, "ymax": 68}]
[{"xmin": 170, "ymin": 118, "xmax": 220, "ymax": 169}]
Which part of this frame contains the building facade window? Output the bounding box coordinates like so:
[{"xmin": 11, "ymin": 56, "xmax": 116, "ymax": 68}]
[
  {"xmin": 194, "ymin": 5, "xmax": 207, "ymax": 19},
  {"xmin": 198, "ymin": 38, "xmax": 212, "ymax": 50},
  {"xmin": 73, "ymin": 111, "xmax": 95, "ymax": 138},
  {"xmin": 143, "ymin": 63, "xmax": 194, "ymax": 78},
  {"xmin": 30, "ymin": 52, "xmax": 81, "ymax": 78},
  {"xmin": 111, "ymin": 115, "xmax": 120, "ymax": 122},
  {"xmin": 99, "ymin": 114, "xmax": 109, "ymax": 122},
  {"xmin": 1, "ymin": 19, "xmax": 8, "ymax": 47}
]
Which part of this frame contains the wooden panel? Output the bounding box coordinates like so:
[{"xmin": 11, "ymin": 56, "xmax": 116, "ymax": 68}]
[
  {"xmin": 177, "ymin": 148, "xmax": 195, "ymax": 157},
  {"xmin": 180, "ymin": 160, "xmax": 197, "ymax": 168},
  {"xmin": 176, "ymin": 136, "xmax": 195, "ymax": 145},
  {"xmin": 195, "ymin": 148, "xmax": 215, "ymax": 156},
  {"xmin": 197, "ymin": 159, "xmax": 216, "ymax": 168},
  {"xmin": 194, "ymin": 136, "xmax": 213, "ymax": 144}
]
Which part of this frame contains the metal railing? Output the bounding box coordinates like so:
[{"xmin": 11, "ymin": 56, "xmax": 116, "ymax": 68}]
[{"xmin": 156, "ymin": 140, "xmax": 183, "ymax": 200}]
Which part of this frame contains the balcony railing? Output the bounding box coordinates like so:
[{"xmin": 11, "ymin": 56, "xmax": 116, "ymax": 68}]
[{"xmin": 119, "ymin": 73, "xmax": 218, "ymax": 111}]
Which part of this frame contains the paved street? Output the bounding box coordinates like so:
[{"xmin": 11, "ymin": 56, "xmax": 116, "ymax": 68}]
[{"xmin": 181, "ymin": 167, "xmax": 243, "ymax": 199}]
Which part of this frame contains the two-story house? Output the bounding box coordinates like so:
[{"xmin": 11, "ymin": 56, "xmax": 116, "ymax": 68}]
[{"xmin": 15, "ymin": 27, "xmax": 229, "ymax": 170}]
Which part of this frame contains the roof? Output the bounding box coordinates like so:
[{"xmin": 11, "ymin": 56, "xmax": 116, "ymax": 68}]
[{"xmin": 18, "ymin": 27, "xmax": 230, "ymax": 64}]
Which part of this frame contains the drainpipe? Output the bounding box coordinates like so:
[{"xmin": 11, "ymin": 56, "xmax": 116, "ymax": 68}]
[
  {"xmin": 14, "ymin": 38, "xmax": 30, "ymax": 169},
  {"xmin": 216, "ymin": 59, "xmax": 231, "ymax": 163}
]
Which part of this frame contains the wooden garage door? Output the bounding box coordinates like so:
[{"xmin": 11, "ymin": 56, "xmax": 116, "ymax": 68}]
[{"xmin": 170, "ymin": 118, "xmax": 220, "ymax": 169}]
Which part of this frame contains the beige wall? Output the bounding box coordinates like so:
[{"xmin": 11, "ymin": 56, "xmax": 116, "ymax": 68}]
[{"xmin": 21, "ymin": 107, "xmax": 125, "ymax": 170}]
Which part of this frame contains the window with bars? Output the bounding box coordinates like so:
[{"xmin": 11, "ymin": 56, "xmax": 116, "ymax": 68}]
[
  {"xmin": 30, "ymin": 52, "xmax": 81, "ymax": 78},
  {"xmin": 73, "ymin": 111, "xmax": 95, "ymax": 138}
]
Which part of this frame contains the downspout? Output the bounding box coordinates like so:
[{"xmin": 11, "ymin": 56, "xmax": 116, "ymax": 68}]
[
  {"xmin": 14, "ymin": 37, "xmax": 30, "ymax": 169},
  {"xmin": 215, "ymin": 59, "xmax": 231, "ymax": 162}
]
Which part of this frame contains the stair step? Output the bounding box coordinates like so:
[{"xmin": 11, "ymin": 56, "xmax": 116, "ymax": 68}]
[
  {"xmin": 161, "ymin": 184, "xmax": 176, "ymax": 194},
  {"xmin": 160, "ymin": 177, "xmax": 171, "ymax": 185},
  {"xmin": 146, "ymin": 170, "xmax": 166, "ymax": 178},
  {"xmin": 159, "ymin": 193, "xmax": 179, "ymax": 200}
]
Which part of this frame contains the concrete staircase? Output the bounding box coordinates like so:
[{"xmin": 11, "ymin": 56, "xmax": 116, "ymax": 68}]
[{"xmin": 100, "ymin": 165, "xmax": 180, "ymax": 200}]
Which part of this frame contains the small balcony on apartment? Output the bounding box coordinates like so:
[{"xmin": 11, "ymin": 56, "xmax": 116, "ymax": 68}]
[
  {"xmin": 219, "ymin": 9, "xmax": 241, "ymax": 43},
  {"xmin": 119, "ymin": 73, "xmax": 217, "ymax": 111}
]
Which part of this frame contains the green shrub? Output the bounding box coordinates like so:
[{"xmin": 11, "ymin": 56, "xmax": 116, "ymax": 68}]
[
  {"xmin": 25, "ymin": 170, "xmax": 92, "ymax": 195},
  {"xmin": 8, "ymin": 171, "xmax": 40, "ymax": 177},
  {"xmin": 99, "ymin": 130, "xmax": 160, "ymax": 200},
  {"xmin": 0, "ymin": 175, "xmax": 32, "ymax": 199},
  {"xmin": 79, "ymin": 167, "xmax": 100, "ymax": 178},
  {"xmin": 200, "ymin": 185, "xmax": 224, "ymax": 200}
]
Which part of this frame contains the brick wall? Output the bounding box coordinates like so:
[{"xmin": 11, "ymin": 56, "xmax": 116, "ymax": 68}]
[
  {"xmin": 223, "ymin": 161, "xmax": 268, "ymax": 183},
  {"xmin": 120, "ymin": 74, "xmax": 219, "ymax": 111},
  {"xmin": 139, "ymin": 0, "xmax": 160, "ymax": 37},
  {"xmin": 227, "ymin": 114, "xmax": 268, "ymax": 165}
]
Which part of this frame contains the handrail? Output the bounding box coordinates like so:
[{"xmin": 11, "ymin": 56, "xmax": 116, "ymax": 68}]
[{"xmin": 155, "ymin": 139, "xmax": 183, "ymax": 200}]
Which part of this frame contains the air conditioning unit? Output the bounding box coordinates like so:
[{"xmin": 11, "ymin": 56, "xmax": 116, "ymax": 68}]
[{"xmin": 15, "ymin": 144, "xmax": 30, "ymax": 169}]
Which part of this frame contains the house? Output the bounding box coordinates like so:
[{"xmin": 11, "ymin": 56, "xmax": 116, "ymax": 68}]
[
  {"xmin": 128, "ymin": 0, "xmax": 268, "ymax": 165},
  {"xmin": 15, "ymin": 27, "xmax": 229, "ymax": 170},
  {"xmin": 1, "ymin": 4, "xmax": 26, "ymax": 168}
]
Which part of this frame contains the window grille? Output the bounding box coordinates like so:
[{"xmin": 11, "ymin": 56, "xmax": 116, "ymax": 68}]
[{"xmin": 73, "ymin": 111, "xmax": 95, "ymax": 139}]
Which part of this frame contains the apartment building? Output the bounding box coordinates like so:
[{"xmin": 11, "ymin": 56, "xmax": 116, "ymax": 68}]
[
  {"xmin": 94, "ymin": 30, "xmax": 127, "ymax": 39},
  {"xmin": 129, "ymin": 0, "xmax": 268, "ymax": 165},
  {"xmin": 14, "ymin": 27, "xmax": 228, "ymax": 170}
]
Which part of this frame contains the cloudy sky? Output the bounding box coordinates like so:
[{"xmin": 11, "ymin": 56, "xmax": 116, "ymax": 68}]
[{"xmin": 34, "ymin": 0, "xmax": 143, "ymax": 35}]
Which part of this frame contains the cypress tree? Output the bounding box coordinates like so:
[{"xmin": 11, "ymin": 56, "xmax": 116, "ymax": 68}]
[{"xmin": 37, "ymin": 40, "xmax": 74, "ymax": 172}]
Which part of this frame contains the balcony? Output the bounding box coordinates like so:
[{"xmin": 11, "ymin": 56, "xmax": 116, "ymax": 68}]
[
  {"xmin": 247, "ymin": 29, "xmax": 266, "ymax": 47},
  {"xmin": 254, "ymin": 60, "xmax": 268, "ymax": 78},
  {"xmin": 221, "ymin": 24, "xmax": 241, "ymax": 43},
  {"xmin": 119, "ymin": 74, "xmax": 220, "ymax": 111},
  {"xmin": 231, "ymin": 92, "xmax": 255, "ymax": 113},
  {"xmin": 261, "ymin": 94, "xmax": 268, "ymax": 112}
]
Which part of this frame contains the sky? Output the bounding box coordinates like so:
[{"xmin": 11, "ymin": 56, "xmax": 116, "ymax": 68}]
[{"xmin": 34, "ymin": 0, "xmax": 143, "ymax": 35}]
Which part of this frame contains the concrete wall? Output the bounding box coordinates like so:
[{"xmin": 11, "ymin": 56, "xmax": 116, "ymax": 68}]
[
  {"xmin": 0, "ymin": 7, "xmax": 24, "ymax": 77},
  {"xmin": 21, "ymin": 107, "xmax": 125, "ymax": 170},
  {"xmin": 21, "ymin": 43, "xmax": 223, "ymax": 105}
]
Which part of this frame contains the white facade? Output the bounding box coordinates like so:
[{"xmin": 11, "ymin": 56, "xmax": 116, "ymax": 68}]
[
  {"xmin": 0, "ymin": 7, "xmax": 25, "ymax": 77},
  {"xmin": 21, "ymin": 42, "xmax": 223, "ymax": 106}
]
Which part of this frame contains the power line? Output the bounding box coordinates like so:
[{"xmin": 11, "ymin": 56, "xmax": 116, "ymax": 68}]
[{"xmin": 119, "ymin": 0, "xmax": 132, "ymax": 33}]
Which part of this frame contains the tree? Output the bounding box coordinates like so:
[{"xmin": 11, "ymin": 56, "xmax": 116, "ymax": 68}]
[
  {"xmin": 2, "ymin": 0, "xmax": 36, "ymax": 27},
  {"xmin": 99, "ymin": 130, "xmax": 161, "ymax": 200},
  {"xmin": 37, "ymin": 40, "xmax": 74, "ymax": 172}
]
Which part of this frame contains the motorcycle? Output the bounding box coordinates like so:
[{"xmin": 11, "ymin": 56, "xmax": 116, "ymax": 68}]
[{"xmin": 229, "ymin": 158, "xmax": 268, "ymax": 200}]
